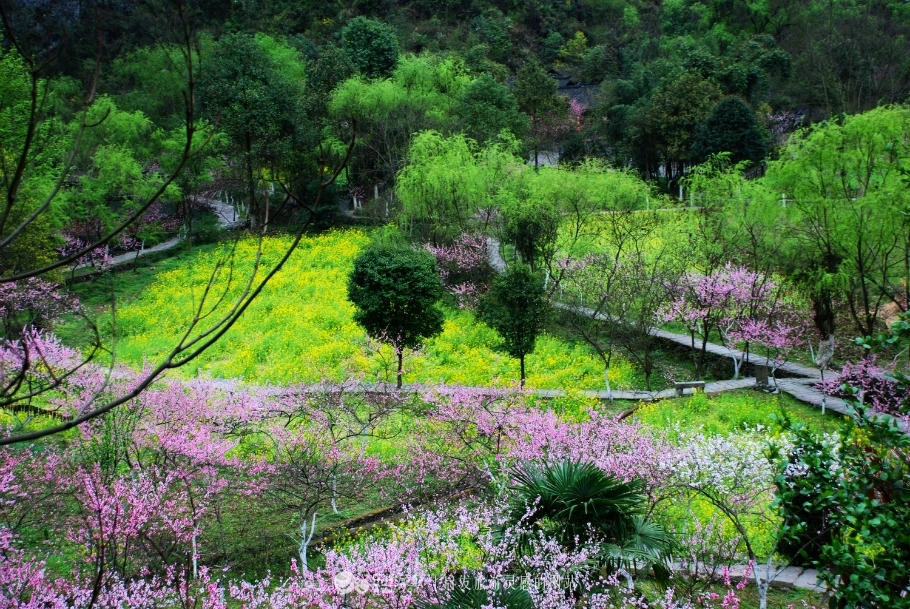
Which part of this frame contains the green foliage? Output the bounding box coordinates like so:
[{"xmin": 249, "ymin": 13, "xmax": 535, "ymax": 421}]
[
  {"xmin": 188, "ymin": 212, "xmax": 224, "ymax": 245},
  {"xmin": 477, "ymin": 264, "xmax": 549, "ymax": 384},
  {"xmin": 579, "ymin": 45, "xmax": 617, "ymax": 84},
  {"xmin": 348, "ymin": 243, "xmax": 445, "ymax": 385},
  {"xmin": 784, "ymin": 404, "xmax": 910, "ymax": 608},
  {"xmin": 341, "ymin": 17, "xmax": 400, "ymax": 79},
  {"xmin": 648, "ymin": 71, "xmax": 723, "ymax": 163},
  {"xmin": 782, "ymin": 316, "xmax": 910, "ymax": 607},
  {"xmin": 500, "ymin": 195, "xmax": 559, "ymax": 272},
  {"xmin": 329, "ymin": 55, "xmax": 470, "ymax": 185},
  {"xmin": 454, "ymin": 74, "xmax": 529, "ymax": 145},
  {"xmin": 108, "ymin": 44, "xmax": 197, "ymax": 129},
  {"xmin": 513, "ymin": 58, "xmax": 561, "ymax": 120},
  {"xmin": 420, "ymin": 584, "xmax": 533, "ymax": 609},
  {"xmin": 0, "ymin": 47, "xmax": 68, "ymax": 274},
  {"xmin": 306, "ymin": 45, "xmax": 357, "ymax": 103},
  {"xmin": 691, "ymin": 96, "xmax": 768, "ymax": 165},
  {"xmin": 503, "ymin": 460, "xmax": 674, "ymax": 578},
  {"xmin": 397, "ymin": 130, "xmax": 520, "ymax": 243},
  {"xmin": 198, "ymin": 33, "xmax": 302, "ymax": 152},
  {"xmin": 62, "ymin": 97, "xmax": 184, "ymax": 236},
  {"xmin": 557, "ymin": 32, "xmax": 589, "ymax": 66},
  {"xmin": 771, "ymin": 416, "xmax": 840, "ymax": 566},
  {"xmin": 198, "ymin": 33, "xmax": 308, "ymax": 225},
  {"xmin": 469, "ymin": 9, "xmax": 513, "ymax": 63},
  {"xmin": 765, "ymin": 105, "xmax": 910, "ymax": 337}
]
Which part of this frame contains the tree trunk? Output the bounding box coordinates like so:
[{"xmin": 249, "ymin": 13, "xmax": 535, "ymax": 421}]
[
  {"xmin": 697, "ymin": 336, "xmax": 710, "ymax": 380},
  {"xmin": 604, "ymin": 365, "xmax": 613, "ymax": 404},
  {"xmin": 298, "ymin": 513, "xmax": 316, "ymax": 570},
  {"xmin": 690, "ymin": 329, "xmax": 701, "ymax": 379},
  {"xmin": 644, "ymin": 350, "xmax": 653, "ymax": 392},
  {"xmin": 396, "ymin": 350, "xmax": 403, "ymax": 389},
  {"xmin": 520, "ymin": 355, "xmax": 526, "ymax": 388},
  {"xmin": 812, "ymin": 291, "xmax": 836, "ymax": 339}
]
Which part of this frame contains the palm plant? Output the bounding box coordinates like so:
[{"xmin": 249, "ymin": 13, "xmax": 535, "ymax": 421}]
[
  {"xmin": 418, "ymin": 582, "xmax": 534, "ymax": 609},
  {"xmin": 502, "ymin": 460, "xmax": 675, "ymax": 583}
]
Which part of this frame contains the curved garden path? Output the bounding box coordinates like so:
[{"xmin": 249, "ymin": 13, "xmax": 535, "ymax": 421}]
[
  {"xmin": 102, "ymin": 199, "xmax": 242, "ymax": 268},
  {"xmin": 484, "ymin": 236, "xmax": 863, "ymax": 418}
]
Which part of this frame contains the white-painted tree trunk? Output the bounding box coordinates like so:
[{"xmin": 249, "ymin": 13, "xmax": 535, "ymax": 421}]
[
  {"xmin": 297, "ymin": 513, "xmax": 317, "ymax": 570},
  {"xmin": 604, "ymin": 366, "xmax": 613, "ymax": 404},
  {"xmin": 192, "ymin": 532, "xmax": 198, "ymax": 579}
]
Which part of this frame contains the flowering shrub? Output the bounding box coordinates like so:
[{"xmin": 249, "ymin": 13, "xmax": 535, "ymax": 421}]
[
  {"xmin": 425, "ymin": 232, "xmax": 494, "ymax": 309},
  {"xmin": 660, "ymin": 264, "xmax": 806, "ymax": 380},
  {"xmin": 0, "ymin": 278, "xmax": 80, "ymax": 337},
  {"xmin": 815, "ymin": 356, "xmax": 908, "ymax": 416}
]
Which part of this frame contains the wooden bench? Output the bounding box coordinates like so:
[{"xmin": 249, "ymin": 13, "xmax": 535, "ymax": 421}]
[{"xmin": 675, "ymin": 381, "xmax": 706, "ymax": 397}]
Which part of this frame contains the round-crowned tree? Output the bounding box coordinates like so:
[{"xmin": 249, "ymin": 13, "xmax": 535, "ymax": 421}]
[
  {"xmin": 477, "ymin": 264, "xmax": 549, "ymax": 387},
  {"xmin": 347, "ymin": 244, "xmax": 444, "ymax": 388},
  {"xmin": 341, "ymin": 17, "xmax": 400, "ymax": 79}
]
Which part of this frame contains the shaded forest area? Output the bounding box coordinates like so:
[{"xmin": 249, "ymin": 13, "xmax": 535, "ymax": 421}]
[{"xmin": 13, "ymin": 0, "xmax": 910, "ymax": 206}]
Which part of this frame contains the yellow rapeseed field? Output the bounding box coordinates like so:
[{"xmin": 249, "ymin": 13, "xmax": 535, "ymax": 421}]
[{"xmin": 113, "ymin": 230, "xmax": 633, "ymax": 389}]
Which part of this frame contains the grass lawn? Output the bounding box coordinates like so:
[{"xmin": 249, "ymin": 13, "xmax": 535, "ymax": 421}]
[{"xmin": 632, "ymin": 389, "xmax": 843, "ymax": 437}]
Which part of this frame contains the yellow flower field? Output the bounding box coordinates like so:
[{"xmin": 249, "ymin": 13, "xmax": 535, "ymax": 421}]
[{"xmin": 112, "ymin": 230, "xmax": 634, "ymax": 389}]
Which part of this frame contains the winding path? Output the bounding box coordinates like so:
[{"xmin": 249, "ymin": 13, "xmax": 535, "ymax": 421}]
[
  {"xmin": 90, "ymin": 200, "xmax": 243, "ymax": 269},
  {"xmin": 484, "ymin": 236, "xmax": 858, "ymax": 416}
]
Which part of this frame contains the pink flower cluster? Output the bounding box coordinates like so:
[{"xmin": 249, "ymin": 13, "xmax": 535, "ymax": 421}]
[
  {"xmin": 660, "ymin": 264, "xmax": 807, "ymax": 378},
  {"xmin": 425, "ymin": 233, "xmax": 494, "ymax": 309},
  {"xmin": 815, "ymin": 356, "xmax": 908, "ymax": 416},
  {"xmin": 0, "ymin": 279, "xmax": 80, "ymax": 335}
]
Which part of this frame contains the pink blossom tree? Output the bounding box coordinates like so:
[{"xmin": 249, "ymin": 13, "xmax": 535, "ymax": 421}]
[
  {"xmin": 662, "ymin": 264, "xmax": 808, "ymax": 381},
  {"xmin": 425, "ymin": 232, "xmax": 495, "ymax": 309}
]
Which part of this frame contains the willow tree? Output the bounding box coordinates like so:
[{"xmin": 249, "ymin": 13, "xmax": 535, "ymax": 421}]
[
  {"xmin": 329, "ymin": 56, "xmax": 469, "ymax": 190},
  {"xmin": 765, "ymin": 106, "xmax": 910, "ymax": 338},
  {"xmin": 396, "ymin": 130, "xmax": 520, "ymax": 244}
]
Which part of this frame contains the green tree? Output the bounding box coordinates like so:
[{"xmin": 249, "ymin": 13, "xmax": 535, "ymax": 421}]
[
  {"xmin": 397, "ymin": 130, "xmax": 519, "ymax": 244},
  {"xmin": 454, "ymin": 74, "xmax": 529, "ymax": 145},
  {"xmin": 648, "ymin": 71, "xmax": 723, "ymax": 183},
  {"xmin": 500, "ymin": 197, "xmax": 559, "ymax": 272},
  {"xmin": 477, "ymin": 264, "xmax": 549, "ymax": 387},
  {"xmin": 347, "ymin": 244, "xmax": 445, "ymax": 388},
  {"xmin": 513, "ymin": 58, "xmax": 566, "ymax": 169},
  {"xmin": 198, "ymin": 33, "xmax": 304, "ymax": 229},
  {"xmin": 329, "ymin": 55, "xmax": 468, "ymax": 189},
  {"xmin": 341, "ymin": 17, "xmax": 400, "ymax": 80},
  {"xmin": 691, "ymin": 96, "xmax": 768, "ymax": 165},
  {"xmin": 765, "ymin": 106, "xmax": 910, "ymax": 338}
]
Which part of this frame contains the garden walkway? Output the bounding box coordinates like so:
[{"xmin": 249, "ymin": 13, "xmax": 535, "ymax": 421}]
[
  {"xmin": 484, "ymin": 237, "xmax": 858, "ymax": 417},
  {"xmin": 715, "ymin": 564, "xmax": 823, "ymax": 593},
  {"xmin": 86, "ymin": 199, "xmax": 241, "ymax": 269}
]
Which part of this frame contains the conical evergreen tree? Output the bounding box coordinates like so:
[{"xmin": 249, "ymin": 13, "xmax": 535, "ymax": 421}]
[{"xmin": 691, "ymin": 96, "xmax": 768, "ymax": 165}]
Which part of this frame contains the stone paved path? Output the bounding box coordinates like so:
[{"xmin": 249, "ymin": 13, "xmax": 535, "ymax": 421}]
[
  {"xmin": 536, "ymin": 376, "xmax": 758, "ymax": 402},
  {"xmin": 543, "ymin": 301, "xmax": 854, "ymax": 423},
  {"xmin": 82, "ymin": 199, "xmax": 243, "ymax": 269},
  {"xmin": 670, "ymin": 563, "xmax": 824, "ymax": 593}
]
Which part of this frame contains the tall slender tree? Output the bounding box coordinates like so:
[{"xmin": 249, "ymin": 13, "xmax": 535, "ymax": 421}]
[{"xmin": 477, "ymin": 264, "xmax": 549, "ymax": 387}]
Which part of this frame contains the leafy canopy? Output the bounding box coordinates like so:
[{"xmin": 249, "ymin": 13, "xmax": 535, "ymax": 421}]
[
  {"xmin": 346, "ymin": 243, "xmax": 445, "ymax": 353},
  {"xmin": 341, "ymin": 17, "xmax": 400, "ymax": 80},
  {"xmin": 477, "ymin": 263, "xmax": 549, "ymax": 382}
]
